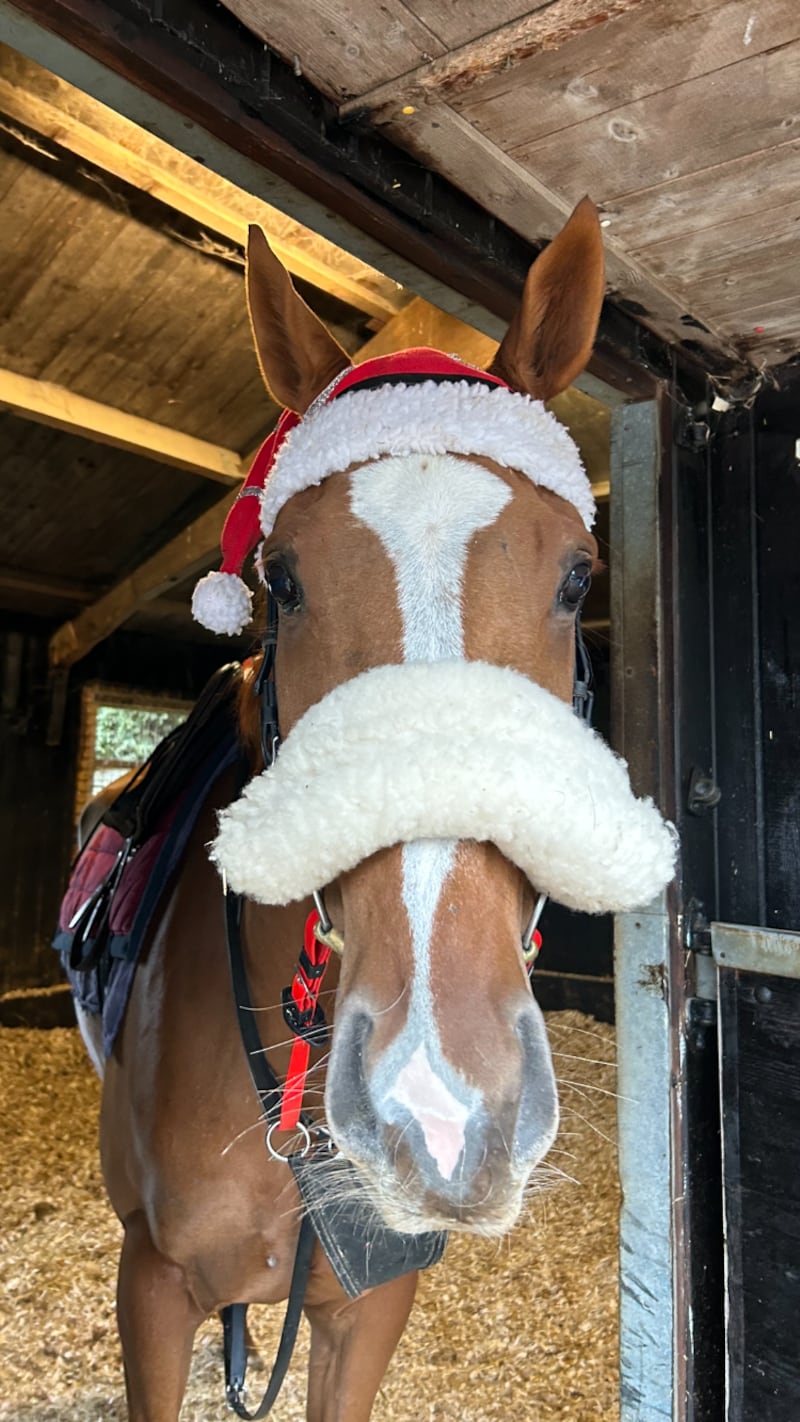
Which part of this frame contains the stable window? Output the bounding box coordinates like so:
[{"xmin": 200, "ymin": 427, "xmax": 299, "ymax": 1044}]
[{"xmin": 74, "ymin": 683, "xmax": 191, "ymax": 820}]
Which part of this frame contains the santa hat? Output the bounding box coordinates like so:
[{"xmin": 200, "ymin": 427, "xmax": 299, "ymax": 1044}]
[{"xmin": 192, "ymin": 350, "xmax": 593, "ymax": 636}]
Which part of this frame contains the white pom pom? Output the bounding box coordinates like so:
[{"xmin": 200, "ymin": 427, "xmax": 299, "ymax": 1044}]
[{"xmin": 191, "ymin": 571, "xmax": 253, "ymax": 635}]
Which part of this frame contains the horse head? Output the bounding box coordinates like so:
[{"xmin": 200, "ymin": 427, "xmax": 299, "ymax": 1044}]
[{"xmin": 195, "ymin": 200, "xmax": 675, "ymax": 1237}]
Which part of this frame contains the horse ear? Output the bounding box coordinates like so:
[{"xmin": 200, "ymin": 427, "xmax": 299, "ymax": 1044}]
[
  {"xmin": 489, "ymin": 197, "xmax": 605, "ymax": 402},
  {"xmin": 246, "ymin": 225, "xmax": 352, "ymax": 413}
]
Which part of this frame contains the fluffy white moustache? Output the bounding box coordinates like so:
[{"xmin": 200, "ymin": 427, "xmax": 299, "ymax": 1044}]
[{"xmin": 212, "ymin": 660, "xmax": 677, "ymax": 914}]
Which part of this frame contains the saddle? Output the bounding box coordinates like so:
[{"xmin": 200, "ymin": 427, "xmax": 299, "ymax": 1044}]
[
  {"xmin": 54, "ymin": 663, "xmax": 244, "ymax": 1051},
  {"xmin": 101, "ymin": 660, "xmax": 244, "ymax": 848}
]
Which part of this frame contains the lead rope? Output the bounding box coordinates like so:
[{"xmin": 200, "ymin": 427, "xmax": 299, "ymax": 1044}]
[
  {"xmin": 221, "ymin": 598, "xmax": 314, "ymax": 1420},
  {"xmin": 222, "ymin": 888, "xmax": 325, "ymax": 1419}
]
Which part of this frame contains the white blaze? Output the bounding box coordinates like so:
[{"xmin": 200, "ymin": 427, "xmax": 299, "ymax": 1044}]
[
  {"xmin": 350, "ymin": 452, "xmax": 509, "ymax": 1167},
  {"xmin": 349, "ymin": 453, "xmax": 510, "ymax": 660}
]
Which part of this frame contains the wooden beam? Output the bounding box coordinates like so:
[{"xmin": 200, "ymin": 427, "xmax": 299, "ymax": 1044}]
[
  {"xmin": 0, "ymin": 47, "xmax": 407, "ymax": 323},
  {"xmin": 49, "ymin": 492, "xmax": 237, "ymax": 668},
  {"xmin": 353, "ymin": 295, "xmax": 498, "ymax": 369},
  {"xmin": 0, "ymin": 567, "xmax": 96, "ymax": 605},
  {"xmin": 0, "ymin": 367, "xmax": 244, "ymax": 484}
]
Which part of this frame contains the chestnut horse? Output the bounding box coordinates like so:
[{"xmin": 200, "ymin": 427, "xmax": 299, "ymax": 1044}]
[{"xmin": 74, "ymin": 199, "xmax": 674, "ymax": 1421}]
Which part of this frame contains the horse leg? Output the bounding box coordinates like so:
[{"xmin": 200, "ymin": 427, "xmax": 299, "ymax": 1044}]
[
  {"xmin": 116, "ymin": 1210, "xmax": 204, "ymax": 1422},
  {"xmin": 304, "ymin": 1269, "xmax": 418, "ymax": 1422}
]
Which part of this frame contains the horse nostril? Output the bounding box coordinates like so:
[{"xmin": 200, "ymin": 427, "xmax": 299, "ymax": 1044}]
[
  {"xmin": 326, "ymin": 1009, "xmax": 379, "ymax": 1153},
  {"xmin": 513, "ymin": 1006, "xmax": 559, "ymax": 1164}
]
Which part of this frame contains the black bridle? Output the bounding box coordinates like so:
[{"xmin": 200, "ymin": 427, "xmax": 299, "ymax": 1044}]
[
  {"xmin": 220, "ymin": 591, "xmax": 594, "ymax": 1417},
  {"xmin": 572, "ymin": 612, "xmax": 595, "ymax": 727},
  {"xmin": 252, "ymin": 586, "xmax": 594, "ymax": 765},
  {"xmin": 252, "ymin": 588, "xmax": 281, "ymax": 769}
]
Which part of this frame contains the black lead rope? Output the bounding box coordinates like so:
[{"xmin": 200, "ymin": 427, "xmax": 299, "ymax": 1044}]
[
  {"xmin": 222, "ymin": 889, "xmax": 317, "ymax": 1419},
  {"xmin": 222, "ymin": 1216, "xmax": 315, "ymax": 1420}
]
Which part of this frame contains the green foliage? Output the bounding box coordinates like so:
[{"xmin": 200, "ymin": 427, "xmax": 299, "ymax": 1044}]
[{"xmin": 94, "ymin": 704, "xmax": 186, "ymax": 767}]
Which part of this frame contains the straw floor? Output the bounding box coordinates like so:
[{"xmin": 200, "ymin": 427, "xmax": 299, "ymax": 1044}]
[{"xmin": 0, "ymin": 1013, "xmax": 618, "ymax": 1422}]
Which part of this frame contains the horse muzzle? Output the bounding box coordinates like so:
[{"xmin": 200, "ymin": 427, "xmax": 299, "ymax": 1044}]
[{"xmin": 322, "ymin": 993, "xmax": 559, "ymax": 1236}]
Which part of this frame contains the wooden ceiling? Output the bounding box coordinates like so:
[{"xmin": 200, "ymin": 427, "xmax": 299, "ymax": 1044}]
[
  {"xmin": 0, "ymin": 41, "xmax": 611, "ymax": 662},
  {"xmin": 222, "ymin": 0, "xmax": 800, "ymax": 372},
  {"xmin": 0, "ymin": 44, "xmax": 382, "ymax": 650}
]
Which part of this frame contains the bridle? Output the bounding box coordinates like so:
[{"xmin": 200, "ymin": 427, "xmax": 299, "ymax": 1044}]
[
  {"xmin": 220, "ymin": 505, "xmax": 596, "ymax": 1421},
  {"xmin": 252, "ymin": 586, "xmax": 595, "ymax": 968}
]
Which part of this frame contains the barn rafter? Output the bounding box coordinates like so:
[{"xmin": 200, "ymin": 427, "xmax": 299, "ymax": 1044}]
[
  {"xmin": 0, "ymin": 366, "xmax": 245, "ymax": 484},
  {"xmin": 48, "ymin": 489, "xmax": 237, "ymax": 669},
  {"xmin": 0, "ymin": 44, "xmax": 407, "ymax": 323}
]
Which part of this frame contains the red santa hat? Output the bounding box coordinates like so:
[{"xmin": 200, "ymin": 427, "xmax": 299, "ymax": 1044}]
[
  {"xmin": 192, "ymin": 349, "xmax": 593, "ymax": 635},
  {"xmin": 191, "ymin": 409, "xmax": 299, "ymax": 636}
]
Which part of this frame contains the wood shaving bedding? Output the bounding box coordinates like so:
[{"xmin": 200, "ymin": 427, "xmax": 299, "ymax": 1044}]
[{"xmin": 0, "ymin": 1012, "xmax": 618, "ymax": 1421}]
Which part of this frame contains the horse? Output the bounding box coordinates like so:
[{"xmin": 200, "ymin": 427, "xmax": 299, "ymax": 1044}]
[{"xmin": 71, "ymin": 197, "xmax": 674, "ymax": 1422}]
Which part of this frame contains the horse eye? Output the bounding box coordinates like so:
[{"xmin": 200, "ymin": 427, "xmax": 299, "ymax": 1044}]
[
  {"xmin": 266, "ymin": 561, "xmax": 302, "ymax": 610},
  {"xmin": 560, "ymin": 561, "xmax": 593, "ymax": 610}
]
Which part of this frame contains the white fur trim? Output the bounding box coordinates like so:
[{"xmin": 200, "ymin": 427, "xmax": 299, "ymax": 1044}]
[
  {"xmin": 213, "ymin": 661, "xmax": 676, "ymax": 914},
  {"xmin": 191, "ymin": 570, "xmax": 253, "ymax": 635},
  {"xmin": 261, "ymin": 382, "xmax": 594, "ymax": 534}
]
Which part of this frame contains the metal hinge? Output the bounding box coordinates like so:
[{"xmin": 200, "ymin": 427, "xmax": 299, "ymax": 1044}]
[{"xmin": 684, "ymin": 898, "xmax": 712, "ymax": 955}]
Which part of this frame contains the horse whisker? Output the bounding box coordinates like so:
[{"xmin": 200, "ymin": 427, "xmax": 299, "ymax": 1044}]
[{"xmin": 556, "ymin": 1077, "xmax": 630, "ymax": 1102}]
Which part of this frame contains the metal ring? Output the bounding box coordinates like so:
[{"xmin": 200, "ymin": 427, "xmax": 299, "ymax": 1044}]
[
  {"xmin": 265, "ymin": 1119, "xmax": 311, "ymax": 1161},
  {"xmin": 522, "ymin": 892, "xmax": 548, "ymax": 953}
]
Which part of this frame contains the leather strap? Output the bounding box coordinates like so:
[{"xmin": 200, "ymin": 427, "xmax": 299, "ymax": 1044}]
[
  {"xmin": 223, "ymin": 889, "xmax": 317, "ymax": 1417},
  {"xmin": 220, "ymin": 606, "xmax": 595, "ymax": 1412},
  {"xmin": 221, "ymin": 1215, "xmax": 316, "ymax": 1419}
]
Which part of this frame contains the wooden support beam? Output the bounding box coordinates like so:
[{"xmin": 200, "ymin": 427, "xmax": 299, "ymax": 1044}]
[
  {"xmin": 0, "ymin": 566, "xmax": 97, "ymax": 605},
  {"xmin": 49, "ymin": 491, "xmax": 237, "ymax": 668},
  {"xmin": 353, "ymin": 295, "xmax": 497, "ymax": 369},
  {"xmin": 0, "ymin": 47, "xmax": 406, "ymax": 323},
  {"xmin": 0, "ymin": 367, "xmax": 244, "ymax": 483}
]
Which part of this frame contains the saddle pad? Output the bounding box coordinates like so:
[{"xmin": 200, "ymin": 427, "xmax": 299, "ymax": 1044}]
[{"xmin": 54, "ymin": 733, "xmax": 240, "ymax": 1055}]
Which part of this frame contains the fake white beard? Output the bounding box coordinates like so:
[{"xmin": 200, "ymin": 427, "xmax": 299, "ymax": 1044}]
[{"xmin": 212, "ymin": 661, "xmax": 676, "ymax": 915}]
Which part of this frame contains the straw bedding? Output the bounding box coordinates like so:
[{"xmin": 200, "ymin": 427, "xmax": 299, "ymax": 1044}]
[{"xmin": 0, "ymin": 1013, "xmax": 618, "ymax": 1422}]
